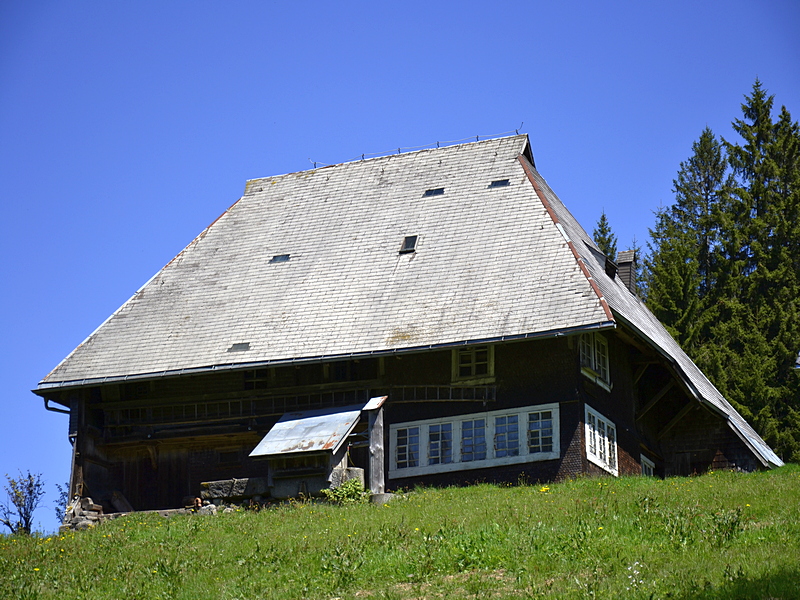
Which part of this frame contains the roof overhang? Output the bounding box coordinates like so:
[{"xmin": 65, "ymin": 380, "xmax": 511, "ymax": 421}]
[
  {"xmin": 33, "ymin": 322, "xmax": 616, "ymax": 393},
  {"xmin": 612, "ymin": 309, "xmax": 782, "ymax": 469}
]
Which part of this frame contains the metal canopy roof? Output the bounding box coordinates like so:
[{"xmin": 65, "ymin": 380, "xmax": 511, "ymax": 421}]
[{"xmin": 249, "ymin": 404, "xmax": 365, "ymax": 458}]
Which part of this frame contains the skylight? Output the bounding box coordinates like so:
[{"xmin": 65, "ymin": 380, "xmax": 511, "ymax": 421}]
[
  {"xmin": 399, "ymin": 235, "xmax": 418, "ymax": 254},
  {"xmin": 227, "ymin": 342, "xmax": 251, "ymax": 352},
  {"xmin": 489, "ymin": 179, "xmax": 510, "ymax": 188},
  {"xmin": 423, "ymin": 187, "xmax": 445, "ymax": 197},
  {"xmin": 270, "ymin": 254, "xmax": 290, "ymax": 263}
]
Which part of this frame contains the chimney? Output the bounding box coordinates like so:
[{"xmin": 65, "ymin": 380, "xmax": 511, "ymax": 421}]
[{"xmin": 616, "ymin": 250, "xmax": 637, "ymax": 293}]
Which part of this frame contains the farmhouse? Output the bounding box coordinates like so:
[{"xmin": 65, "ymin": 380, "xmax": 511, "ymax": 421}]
[{"xmin": 35, "ymin": 135, "xmax": 782, "ymax": 512}]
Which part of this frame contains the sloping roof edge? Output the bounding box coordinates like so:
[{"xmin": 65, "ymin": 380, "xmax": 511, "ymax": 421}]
[
  {"xmin": 517, "ymin": 152, "xmax": 615, "ymax": 324},
  {"xmin": 611, "ymin": 310, "xmax": 781, "ymax": 469},
  {"xmin": 518, "ymin": 152, "xmax": 783, "ymax": 469},
  {"xmin": 39, "ymin": 196, "xmax": 246, "ymax": 386}
]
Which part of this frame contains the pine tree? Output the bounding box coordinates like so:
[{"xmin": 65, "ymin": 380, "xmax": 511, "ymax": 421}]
[
  {"xmin": 644, "ymin": 208, "xmax": 701, "ymax": 347},
  {"xmin": 672, "ymin": 128, "xmax": 731, "ymax": 297},
  {"xmin": 647, "ymin": 81, "xmax": 800, "ymax": 461},
  {"xmin": 645, "ymin": 128, "xmax": 730, "ymax": 352},
  {"xmin": 717, "ymin": 82, "xmax": 800, "ymax": 460},
  {"xmin": 593, "ymin": 210, "xmax": 617, "ymax": 260}
]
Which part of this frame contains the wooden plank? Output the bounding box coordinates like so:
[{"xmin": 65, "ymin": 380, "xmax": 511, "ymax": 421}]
[
  {"xmin": 633, "ymin": 364, "xmax": 649, "ymax": 386},
  {"xmin": 368, "ymin": 407, "xmax": 385, "ymax": 494},
  {"xmin": 658, "ymin": 403, "xmax": 696, "ymax": 439},
  {"xmin": 636, "ymin": 380, "xmax": 675, "ymax": 421}
]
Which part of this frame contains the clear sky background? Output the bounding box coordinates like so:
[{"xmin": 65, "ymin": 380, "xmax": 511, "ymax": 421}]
[{"xmin": 1, "ymin": 1, "xmax": 798, "ymax": 532}]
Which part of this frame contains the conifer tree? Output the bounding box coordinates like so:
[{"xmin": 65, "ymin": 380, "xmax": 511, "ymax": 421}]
[
  {"xmin": 644, "ymin": 208, "xmax": 701, "ymax": 348},
  {"xmin": 592, "ymin": 210, "xmax": 617, "ymax": 260},
  {"xmin": 645, "ymin": 128, "xmax": 730, "ymax": 352},
  {"xmin": 720, "ymin": 81, "xmax": 800, "ymax": 460},
  {"xmin": 647, "ymin": 81, "xmax": 800, "ymax": 461}
]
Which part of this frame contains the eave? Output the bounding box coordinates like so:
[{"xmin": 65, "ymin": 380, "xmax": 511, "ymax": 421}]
[{"xmin": 33, "ymin": 320, "xmax": 615, "ymax": 394}]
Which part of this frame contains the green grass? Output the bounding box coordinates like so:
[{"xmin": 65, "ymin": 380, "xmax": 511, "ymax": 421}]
[{"xmin": 2, "ymin": 466, "xmax": 799, "ymax": 599}]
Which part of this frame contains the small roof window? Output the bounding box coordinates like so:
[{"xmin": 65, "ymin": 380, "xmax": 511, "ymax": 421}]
[
  {"xmin": 227, "ymin": 342, "xmax": 251, "ymax": 352},
  {"xmin": 489, "ymin": 179, "xmax": 510, "ymax": 188},
  {"xmin": 270, "ymin": 254, "xmax": 290, "ymax": 263},
  {"xmin": 423, "ymin": 187, "xmax": 445, "ymax": 197},
  {"xmin": 399, "ymin": 235, "xmax": 417, "ymax": 254}
]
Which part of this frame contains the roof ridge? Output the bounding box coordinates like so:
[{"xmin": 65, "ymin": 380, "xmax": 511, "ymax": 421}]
[{"xmin": 244, "ymin": 134, "xmax": 530, "ymax": 189}]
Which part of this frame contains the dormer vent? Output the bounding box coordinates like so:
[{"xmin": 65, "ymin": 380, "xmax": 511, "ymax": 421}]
[
  {"xmin": 227, "ymin": 342, "xmax": 251, "ymax": 352},
  {"xmin": 423, "ymin": 187, "xmax": 445, "ymax": 197},
  {"xmin": 604, "ymin": 256, "xmax": 618, "ymax": 279},
  {"xmin": 399, "ymin": 235, "xmax": 418, "ymax": 254},
  {"xmin": 489, "ymin": 179, "xmax": 510, "ymax": 188}
]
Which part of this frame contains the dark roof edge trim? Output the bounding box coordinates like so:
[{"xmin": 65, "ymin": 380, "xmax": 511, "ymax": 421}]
[
  {"xmin": 517, "ymin": 154, "xmax": 615, "ymax": 323},
  {"xmin": 726, "ymin": 420, "xmax": 782, "ymax": 469},
  {"xmin": 611, "ymin": 310, "xmax": 778, "ymax": 469},
  {"xmin": 33, "ymin": 321, "xmax": 616, "ymax": 394},
  {"xmin": 39, "ymin": 197, "xmax": 245, "ymax": 386}
]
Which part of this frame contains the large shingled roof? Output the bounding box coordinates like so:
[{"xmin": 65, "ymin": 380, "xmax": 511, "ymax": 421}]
[
  {"xmin": 37, "ymin": 134, "xmax": 781, "ymax": 468},
  {"xmin": 40, "ymin": 135, "xmax": 612, "ymax": 386}
]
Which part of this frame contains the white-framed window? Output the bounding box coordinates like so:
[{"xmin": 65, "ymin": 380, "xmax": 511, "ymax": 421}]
[
  {"xmin": 585, "ymin": 404, "xmax": 618, "ymax": 476},
  {"xmin": 452, "ymin": 345, "xmax": 495, "ymax": 382},
  {"xmin": 494, "ymin": 414, "xmax": 519, "ymax": 457},
  {"xmin": 428, "ymin": 423, "xmax": 453, "ymax": 465},
  {"xmin": 460, "ymin": 418, "xmax": 487, "ymax": 462},
  {"xmin": 527, "ymin": 409, "xmax": 554, "ymax": 453},
  {"xmin": 641, "ymin": 455, "xmax": 655, "ymax": 477},
  {"xmin": 579, "ymin": 333, "xmax": 611, "ymax": 390},
  {"xmin": 389, "ymin": 403, "xmax": 559, "ymax": 478},
  {"xmin": 395, "ymin": 426, "xmax": 420, "ymax": 469}
]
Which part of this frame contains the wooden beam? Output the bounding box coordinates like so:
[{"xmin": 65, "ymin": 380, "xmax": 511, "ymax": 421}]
[
  {"xmin": 633, "ymin": 364, "xmax": 649, "ymax": 386},
  {"xmin": 636, "ymin": 380, "xmax": 675, "ymax": 421},
  {"xmin": 658, "ymin": 403, "xmax": 696, "ymax": 440}
]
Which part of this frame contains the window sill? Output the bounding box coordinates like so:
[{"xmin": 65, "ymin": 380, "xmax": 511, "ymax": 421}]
[
  {"xmin": 451, "ymin": 376, "xmax": 496, "ymax": 386},
  {"xmin": 581, "ymin": 368, "xmax": 612, "ymax": 392},
  {"xmin": 587, "ymin": 453, "xmax": 618, "ymax": 476},
  {"xmin": 389, "ymin": 450, "xmax": 560, "ymax": 479}
]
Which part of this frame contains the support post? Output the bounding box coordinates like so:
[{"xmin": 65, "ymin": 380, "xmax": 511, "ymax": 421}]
[{"xmin": 368, "ymin": 407, "xmax": 385, "ymax": 494}]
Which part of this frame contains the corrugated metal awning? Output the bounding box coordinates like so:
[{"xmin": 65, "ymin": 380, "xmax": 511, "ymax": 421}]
[{"xmin": 249, "ymin": 404, "xmax": 365, "ymax": 458}]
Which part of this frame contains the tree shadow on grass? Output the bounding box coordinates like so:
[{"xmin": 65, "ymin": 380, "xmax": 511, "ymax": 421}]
[{"xmin": 671, "ymin": 567, "xmax": 799, "ymax": 600}]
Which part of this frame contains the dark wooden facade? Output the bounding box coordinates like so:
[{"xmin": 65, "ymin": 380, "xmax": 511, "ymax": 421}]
[{"xmin": 39, "ymin": 323, "xmax": 758, "ymax": 513}]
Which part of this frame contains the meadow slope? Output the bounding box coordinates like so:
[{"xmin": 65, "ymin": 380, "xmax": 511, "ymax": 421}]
[{"xmin": 2, "ymin": 466, "xmax": 798, "ymax": 599}]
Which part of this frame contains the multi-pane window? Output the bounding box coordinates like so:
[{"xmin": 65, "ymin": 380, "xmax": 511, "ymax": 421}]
[
  {"xmin": 585, "ymin": 405, "xmax": 618, "ymax": 475},
  {"xmin": 390, "ymin": 404, "xmax": 558, "ymax": 477},
  {"xmin": 461, "ymin": 418, "xmax": 486, "ymax": 462},
  {"xmin": 428, "ymin": 423, "xmax": 453, "ymax": 465},
  {"xmin": 641, "ymin": 455, "xmax": 655, "ymax": 477},
  {"xmin": 528, "ymin": 410, "xmax": 553, "ymax": 453},
  {"xmin": 494, "ymin": 414, "xmax": 519, "ymax": 457},
  {"xmin": 454, "ymin": 345, "xmax": 494, "ymax": 380},
  {"xmin": 396, "ymin": 426, "xmax": 420, "ymax": 469},
  {"xmin": 579, "ymin": 333, "xmax": 610, "ymax": 387}
]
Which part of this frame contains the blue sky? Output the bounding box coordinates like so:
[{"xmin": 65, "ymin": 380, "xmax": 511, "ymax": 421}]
[{"xmin": 1, "ymin": 1, "xmax": 798, "ymax": 532}]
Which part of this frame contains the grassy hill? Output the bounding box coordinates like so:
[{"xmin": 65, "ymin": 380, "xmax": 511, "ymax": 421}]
[{"xmin": 2, "ymin": 466, "xmax": 799, "ymax": 599}]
